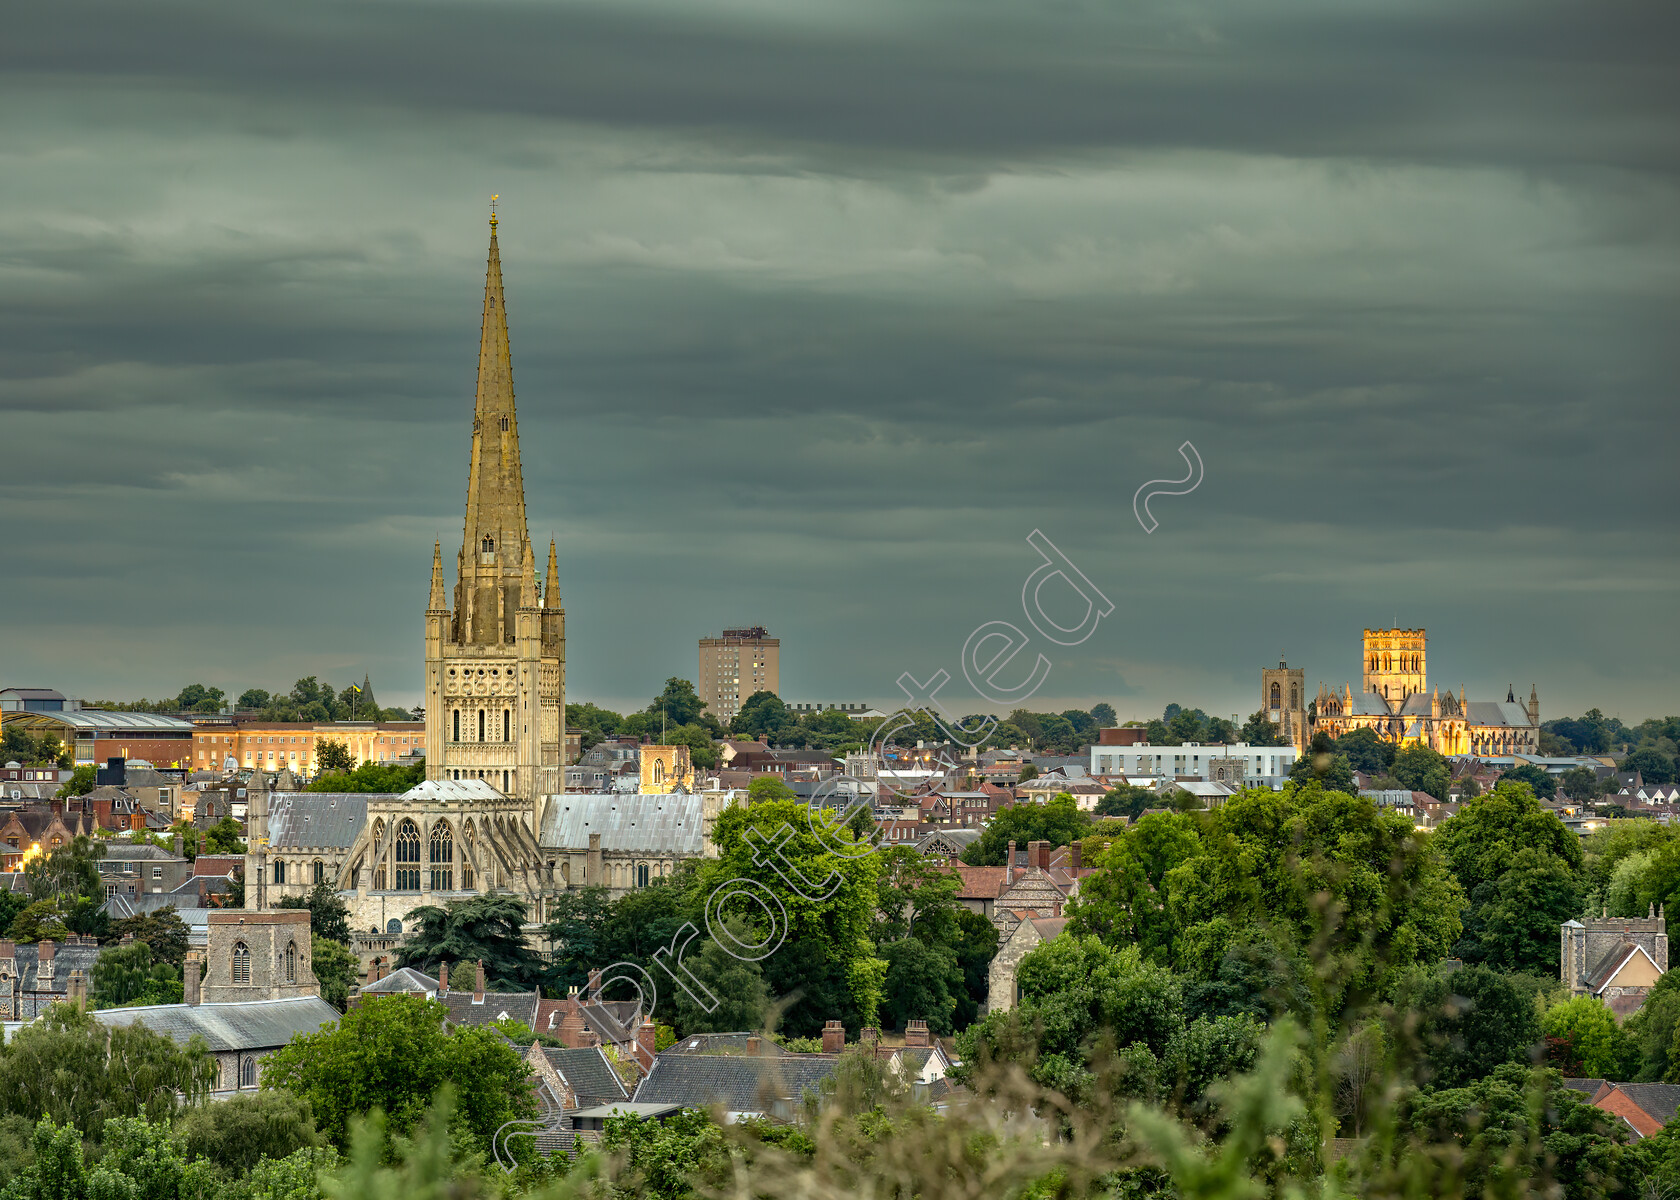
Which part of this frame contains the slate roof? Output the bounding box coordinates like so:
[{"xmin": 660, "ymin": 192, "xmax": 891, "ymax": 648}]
[
  {"xmin": 362, "ymin": 967, "xmax": 439, "ymax": 995},
  {"xmin": 1465, "ymin": 701, "xmax": 1533, "ymax": 728},
  {"xmin": 581, "ymin": 1000, "xmax": 641, "ymax": 1045},
  {"xmin": 1614, "ymin": 1083, "xmax": 1680, "ymax": 1127},
  {"xmin": 439, "ymin": 989, "xmax": 540, "ymax": 1028},
  {"xmin": 1584, "ymin": 940, "xmax": 1657, "ymax": 992},
  {"xmin": 102, "ymin": 895, "xmax": 213, "ymax": 932},
  {"xmin": 537, "ymin": 794, "xmax": 707, "ymax": 854},
  {"xmin": 1029, "ymin": 916, "xmax": 1070, "ymax": 940},
  {"xmin": 665, "ymin": 1032, "xmax": 792, "ymax": 1056},
  {"xmin": 401, "ymin": 779, "xmax": 503, "ymax": 803},
  {"xmin": 1560, "ymin": 1077, "xmax": 1606, "ymax": 1096},
  {"xmin": 100, "ymin": 843, "xmax": 185, "ymax": 862},
  {"xmin": 9, "ymin": 940, "xmax": 103, "ymax": 1016},
  {"xmin": 91, "ymin": 996, "xmax": 341, "ymax": 1051},
  {"xmin": 632, "ymin": 1052, "xmax": 839, "ymax": 1114},
  {"xmin": 266, "ymin": 794, "xmax": 373, "ymax": 851},
  {"xmin": 544, "ymin": 1046, "xmax": 631, "ymax": 1106}
]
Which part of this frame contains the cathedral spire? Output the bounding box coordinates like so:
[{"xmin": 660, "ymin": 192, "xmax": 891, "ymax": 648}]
[
  {"xmin": 455, "ymin": 210, "xmax": 531, "ymax": 644},
  {"xmin": 544, "ymin": 538, "xmax": 561, "ymax": 610}
]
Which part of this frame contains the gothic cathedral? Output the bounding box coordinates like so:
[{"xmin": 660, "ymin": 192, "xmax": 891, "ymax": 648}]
[{"xmin": 424, "ymin": 210, "xmax": 567, "ymax": 813}]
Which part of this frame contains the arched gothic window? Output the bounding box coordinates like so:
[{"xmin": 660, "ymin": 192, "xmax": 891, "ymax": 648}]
[
  {"xmin": 386, "ymin": 918, "xmax": 402, "ymax": 934},
  {"xmin": 452, "ymin": 710, "xmax": 460, "ymax": 742},
  {"xmin": 478, "ymin": 710, "xmax": 485, "ymax": 741},
  {"xmin": 1289, "ymin": 684, "xmax": 1298, "ymax": 708},
  {"xmin": 637, "ymin": 863, "xmax": 649, "ymax": 888},
  {"xmin": 499, "ymin": 416, "xmax": 510, "ymax": 431},
  {"xmin": 285, "ymin": 940, "xmax": 297, "ymax": 984},
  {"xmin": 482, "ymin": 535, "xmax": 494, "ymax": 554},
  {"xmin": 311, "ymin": 859, "xmax": 324, "ymax": 885},
  {"xmin": 272, "ymin": 860, "xmax": 285, "ymax": 884},
  {"xmin": 241, "ymin": 1057, "xmax": 256, "ymax": 1088},
  {"xmin": 232, "ymin": 941, "xmax": 251, "ymax": 985},
  {"xmin": 395, "ymin": 820, "xmax": 422, "ymax": 890},
  {"xmin": 430, "ymin": 821, "xmax": 454, "ymax": 891},
  {"xmin": 652, "ymin": 759, "xmax": 665, "ymax": 785},
  {"xmin": 503, "ymin": 709, "xmax": 510, "ymax": 742},
  {"xmin": 1269, "ymin": 683, "xmax": 1280, "ymax": 710}
]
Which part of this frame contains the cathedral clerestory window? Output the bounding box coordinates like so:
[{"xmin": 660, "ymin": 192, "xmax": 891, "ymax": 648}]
[{"xmin": 395, "ymin": 820, "xmax": 422, "ymax": 891}]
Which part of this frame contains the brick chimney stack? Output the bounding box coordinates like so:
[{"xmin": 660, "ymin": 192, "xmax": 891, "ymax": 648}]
[
  {"xmin": 861, "ymin": 1026, "xmax": 880, "ymax": 1059},
  {"xmin": 184, "ymin": 949, "xmax": 202, "ymax": 1006},
  {"xmin": 746, "ymin": 1034, "xmax": 761, "ymax": 1054},
  {"xmin": 559, "ymin": 988, "xmax": 589, "ymax": 1048},
  {"xmin": 37, "ymin": 938, "xmax": 54, "ymax": 984},
  {"xmin": 822, "ymin": 1019, "xmax": 845, "ymax": 1054},
  {"xmin": 1071, "ymin": 842, "xmax": 1082, "ymax": 872},
  {"xmin": 66, "ymin": 969, "xmax": 87, "ymax": 1010},
  {"xmin": 1005, "ymin": 840, "xmax": 1016, "ymax": 886},
  {"xmin": 437, "ymin": 961, "xmax": 448, "ymax": 993},
  {"xmin": 905, "ymin": 1020, "xmax": 929, "ymax": 1048},
  {"xmin": 635, "ymin": 1018, "xmax": 658, "ymax": 1070},
  {"xmin": 474, "ymin": 959, "xmax": 486, "ymax": 1001}
]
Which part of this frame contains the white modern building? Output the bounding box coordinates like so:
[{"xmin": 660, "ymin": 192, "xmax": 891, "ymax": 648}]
[{"xmin": 1090, "ymin": 742, "xmax": 1298, "ymax": 782}]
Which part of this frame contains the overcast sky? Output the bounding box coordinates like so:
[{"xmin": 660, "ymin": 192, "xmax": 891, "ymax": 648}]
[{"xmin": 2, "ymin": 0, "xmax": 1675, "ymax": 725}]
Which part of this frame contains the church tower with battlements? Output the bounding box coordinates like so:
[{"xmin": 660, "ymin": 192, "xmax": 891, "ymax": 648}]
[{"xmin": 424, "ymin": 211, "xmax": 566, "ymax": 816}]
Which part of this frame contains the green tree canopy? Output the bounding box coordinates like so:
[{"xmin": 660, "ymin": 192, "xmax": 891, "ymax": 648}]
[
  {"xmin": 1499, "ymin": 762, "xmax": 1557, "ymax": 799},
  {"xmin": 1433, "ymin": 781, "xmax": 1584, "ymax": 971},
  {"xmin": 1335, "ymin": 727, "xmax": 1397, "ymax": 775},
  {"xmin": 174, "ymin": 1089, "xmax": 325, "ymax": 1174},
  {"xmin": 307, "ymin": 760, "xmax": 425, "ymax": 794},
  {"xmin": 260, "ymin": 993, "xmax": 534, "ymax": 1155},
  {"xmin": 1391, "ymin": 743, "xmax": 1453, "ymax": 798},
  {"xmin": 731, "ymin": 691, "xmax": 797, "ymax": 742},
  {"xmin": 315, "ymin": 740, "xmax": 355, "ymax": 773},
  {"xmin": 1389, "ymin": 963, "xmax": 1542, "ymax": 1088},
  {"xmin": 276, "ymin": 881, "xmax": 352, "ymax": 945},
  {"xmin": 89, "ymin": 940, "xmax": 183, "ymax": 1009},
  {"xmin": 648, "ymin": 677, "xmax": 708, "ymax": 728},
  {"xmin": 394, "ymin": 894, "xmax": 546, "ymax": 992},
  {"xmin": 0, "ymin": 1004, "xmax": 213, "ymax": 1133},
  {"xmin": 1094, "ymin": 783, "xmax": 1160, "ymax": 821},
  {"xmin": 106, "ymin": 907, "xmax": 190, "ymax": 968},
  {"xmin": 958, "ymin": 793, "xmax": 1092, "ymax": 866},
  {"xmin": 1541, "ymin": 995, "xmax": 1638, "ymax": 1079},
  {"xmin": 1066, "ymin": 784, "xmax": 1464, "ymax": 1020}
]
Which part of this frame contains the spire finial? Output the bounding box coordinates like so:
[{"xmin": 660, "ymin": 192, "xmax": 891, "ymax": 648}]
[{"xmin": 489, "ymin": 194, "xmax": 499, "ymax": 232}]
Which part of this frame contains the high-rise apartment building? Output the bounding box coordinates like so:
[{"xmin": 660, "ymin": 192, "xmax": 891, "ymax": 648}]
[{"xmin": 698, "ymin": 627, "xmax": 780, "ymax": 722}]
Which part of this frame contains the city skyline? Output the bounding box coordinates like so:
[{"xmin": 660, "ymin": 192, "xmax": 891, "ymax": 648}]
[{"xmin": 2, "ymin": 0, "xmax": 1675, "ymax": 723}]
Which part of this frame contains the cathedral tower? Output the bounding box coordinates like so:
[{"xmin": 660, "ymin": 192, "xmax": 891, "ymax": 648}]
[
  {"xmin": 425, "ymin": 211, "xmax": 566, "ymax": 812},
  {"xmin": 1362, "ymin": 628, "xmax": 1426, "ymax": 702}
]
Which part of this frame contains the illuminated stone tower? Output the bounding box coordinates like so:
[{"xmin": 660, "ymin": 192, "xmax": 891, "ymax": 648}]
[
  {"xmin": 424, "ymin": 210, "xmax": 566, "ymax": 814},
  {"xmin": 1362, "ymin": 628, "xmax": 1426, "ymax": 702},
  {"xmin": 1260, "ymin": 656, "xmax": 1307, "ymax": 751}
]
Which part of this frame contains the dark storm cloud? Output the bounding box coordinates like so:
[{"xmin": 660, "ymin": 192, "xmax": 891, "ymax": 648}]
[
  {"xmin": 4, "ymin": 0, "xmax": 1677, "ymax": 171},
  {"xmin": 0, "ymin": 0, "xmax": 1675, "ymax": 719}
]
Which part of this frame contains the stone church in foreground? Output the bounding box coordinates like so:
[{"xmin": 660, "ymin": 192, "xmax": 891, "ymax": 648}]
[{"xmin": 246, "ymin": 214, "xmax": 725, "ymax": 938}]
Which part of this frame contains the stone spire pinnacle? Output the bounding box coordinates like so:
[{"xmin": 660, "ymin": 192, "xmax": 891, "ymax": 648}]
[
  {"xmin": 544, "ymin": 538, "xmax": 560, "ymax": 611},
  {"xmin": 521, "ymin": 537, "xmax": 538, "ymax": 607},
  {"xmin": 454, "ymin": 216, "xmax": 531, "ymax": 644},
  {"xmin": 429, "ymin": 540, "xmax": 447, "ymax": 610}
]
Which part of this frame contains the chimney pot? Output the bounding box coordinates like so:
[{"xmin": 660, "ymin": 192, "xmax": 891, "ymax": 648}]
[
  {"xmin": 474, "ymin": 959, "xmax": 486, "ymax": 998},
  {"xmin": 1071, "ymin": 842, "xmax": 1082, "ymax": 872},
  {"xmin": 437, "ymin": 961, "xmax": 448, "ymax": 993},
  {"xmin": 746, "ymin": 1034, "xmax": 760, "ymax": 1054},
  {"xmin": 821, "ymin": 1019, "xmax": 845, "ymax": 1054},
  {"xmin": 905, "ymin": 1019, "xmax": 929, "ymax": 1047},
  {"xmin": 38, "ymin": 938, "xmax": 54, "ymax": 964}
]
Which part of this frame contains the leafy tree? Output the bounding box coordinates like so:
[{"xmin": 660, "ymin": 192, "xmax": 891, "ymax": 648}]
[
  {"xmin": 89, "ymin": 940, "xmax": 182, "ymax": 1009},
  {"xmin": 1095, "ymin": 783, "xmax": 1159, "ymax": 821},
  {"xmin": 1624, "ymin": 969, "xmax": 1680, "ymax": 1081},
  {"xmin": 731, "ymin": 691, "xmax": 797, "ymax": 742},
  {"xmin": 238, "ymin": 688, "xmax": 271, "ymax": 710},
  {"xmin": 396, "ymin": 894, "xmax": 546, "ymax": 991},
  {"xmin": 277, "ymin": 882, "xmax": 352, "ymax": 945},
  {"xmin": 175, "ymin": 1089, "xmax": 324, "ymax": 1174},
  {"xmin": 1286, "ymin": 745, "xmax": 1354, "ymax": 794},
  {"xmin": 648, "ymin": 678, "xmax": 708, "ymax": 729},
  {"xmin": 1238, "ymin": 710, "xmax": 1288, "ymax": 747},
  {"xmin": 54, "ymin": 765, "xmax": 96, "ymax": 800},
  {"xmin": 1500, "ymin": 762, "xmax": 1557, "ymax": 799},
  {"xmin": 1391, "ymin": 743, "xmax": 1452, "ymax": 799},
  {"xmin": 0, "ymin": 1004, "xmax": 212, "ymax": 1133},
  {"xmin": 175, "ymin": 683, "xmax": 226, "ymax": 714},
  {"xmin": 1457, "ymin": 848, "xmax": 1586, "ymax": 974},
  {"xmin": 566, "ymin": 701, "xmax": 623, "ymax": 751},
  {"xmin": 307, "ymin": 760, "xmax": 425, "ymax": 794},
  {"xmin": 202, "ymin": 815, "xmax": 246, "ymax": 855},
  {"xmin": 7, "ymin": 902, "xmax": 67, "ymax": 944},
  {"xmin": 1335, "ymin": 727, "xmax": 1397, "ymax": 775},
  {"xmin": 260, "ymin": 993, "xmax": 534, "ymax": 1156},
  {"xmin": 1091, "ymin": 703, "xmax": 1117, "ymax": 728},
  {"xmin": 665, "ymin": 919, "xmax": 770, "ymax": 1037},
  {"xmin": 746, "ymin": 775, "xmax": 797, "ymax": 804},
  {"xmin": 1067, "ymin": 785, "xmax": 1464, "ymax": 1020},
  {"xmin": 1561, "ymin": 765, "xmax": 1602, "ymax": 801},
  {"xmin": 701, "ymin": 799, "xmax": 884, "ymax": 1028},
  {"xmin": 1623, "ymin": 746, "xmax": 1678, "ymax": 784},
  {"xmin": 959, "ymin": 793, "xmax": 1091, "ymax": 866},
  {"xmin": 25, "ymin": 836, "xmax": 104, "ymax": 907},
  {"xmin": 879, "ymin": 937, "xmax": 963, "ymax": 1035},
  {"xmin": 663, "ymin": 722, "xmax": 719, "ymax": 770},
  {"xmin": 1388, "ymin": 963, "xmax": 1541, "ymax": 1088},
  {"xmin": 106, "ymin": 908, "xmax": 190, "ymax": 968},
  {"xmin": 1541, "ymin": 995, "xmax": 1638, "ymax": 1078},
  {"xmin": 1398, "ymin": 1063, "xmax": 1641, "ymax": 1199},
  {"xmin": 315, "ymin": 740, "xmax": 355, "ymax": 774},
  {"xmin": 950, "ymin": 909, "xmax": 999, "ymax": 1029},
  {"xmin": 873, "ymin": 846, "xmax": 963, "ymax": 945},
  {"xmin": 1433, "ymin": 782, "xmax": 1584, "ymax": 971},
  {"xmin": 312, "ymin": 938, "xmax": 360, "ymax": 1013}
]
